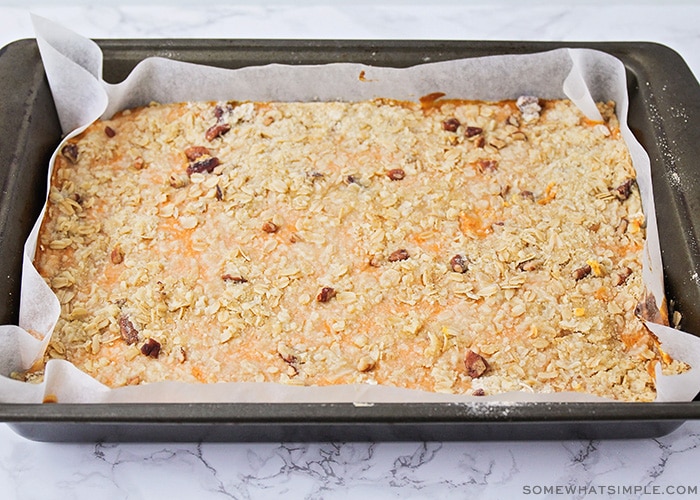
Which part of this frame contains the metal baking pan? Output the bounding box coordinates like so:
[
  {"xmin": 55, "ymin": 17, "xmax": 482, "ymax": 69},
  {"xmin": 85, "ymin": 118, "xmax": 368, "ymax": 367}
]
[{"xmin": 0, "ymin": 38, "xmax": 699, "ymax": 442}]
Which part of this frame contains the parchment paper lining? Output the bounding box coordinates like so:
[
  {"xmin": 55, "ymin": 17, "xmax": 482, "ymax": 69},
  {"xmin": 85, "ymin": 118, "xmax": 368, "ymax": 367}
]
[{"xmin": 1, "ymin": 14, "xmax": 698, "ymax": 404}]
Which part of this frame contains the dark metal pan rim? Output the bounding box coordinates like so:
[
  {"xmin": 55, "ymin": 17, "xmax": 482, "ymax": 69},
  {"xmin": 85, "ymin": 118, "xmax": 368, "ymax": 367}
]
[
  {"xmin": 0, "ymin": 38, "xmax": 698, "ymax": 440},
  {"xmin": 2, "ymin": 400, "xmax": 700, "ymax": 421}
]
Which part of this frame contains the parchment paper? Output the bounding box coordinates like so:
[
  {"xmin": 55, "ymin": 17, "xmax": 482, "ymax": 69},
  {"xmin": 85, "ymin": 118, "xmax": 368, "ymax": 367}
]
[{"xmin": 1, "ymin": 14, "xmax": 699, "ymax": 404}]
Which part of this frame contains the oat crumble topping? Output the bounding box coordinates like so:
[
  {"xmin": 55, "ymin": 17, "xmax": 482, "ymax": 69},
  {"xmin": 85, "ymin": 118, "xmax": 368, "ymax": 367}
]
[{"xmin": 32, "ymin": 97, "xmax": 686, "ymax": 401}]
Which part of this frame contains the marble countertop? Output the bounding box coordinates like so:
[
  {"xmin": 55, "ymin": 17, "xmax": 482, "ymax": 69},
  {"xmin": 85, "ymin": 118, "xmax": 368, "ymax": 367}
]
[{"xmin": 1, "ymin": 1, "xmax": 699, "ymax": 498}]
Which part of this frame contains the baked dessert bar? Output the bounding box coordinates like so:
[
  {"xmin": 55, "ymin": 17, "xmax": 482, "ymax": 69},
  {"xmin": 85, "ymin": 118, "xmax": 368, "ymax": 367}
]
[{"xmin": 30, "ymin": 95, "xmax": 684, "ymax": 401}]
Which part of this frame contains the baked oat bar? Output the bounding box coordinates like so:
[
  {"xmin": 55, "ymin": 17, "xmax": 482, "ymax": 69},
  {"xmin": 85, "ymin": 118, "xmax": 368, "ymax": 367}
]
[{"xmin": 31, "ymin": 96, "xmax": 685, "ymax": 401}]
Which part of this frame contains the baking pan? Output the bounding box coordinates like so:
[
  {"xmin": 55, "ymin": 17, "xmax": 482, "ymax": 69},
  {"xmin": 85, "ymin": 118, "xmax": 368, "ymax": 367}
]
[{"xmin": 0, "ymin": 38, "xmax": 699, "ymax": 442}]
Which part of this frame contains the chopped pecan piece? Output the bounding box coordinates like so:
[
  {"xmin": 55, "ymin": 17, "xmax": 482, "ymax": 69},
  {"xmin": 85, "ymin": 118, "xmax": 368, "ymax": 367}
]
[
  {"xmin": 140, "ymin": 338, "xmax": 161, "ymax": 358},
  {"xmin": 215, "ymin": 184, "xmax": 223, "ymax": 201},
  {"xmin": 388, "ymin": 248, "xmax": 410, "ymax": 262},
  {"xmin": 387, "ymin": 168, "xmax": 406, "ymax": 181},
  {"xmin": 357, "ymin": 356, "xmax": 376, "ymax": 372},
  {"xmin": 614, "ymin": 179, "xmax": 635, "ymax": 201},
  {"xmin": 178, "ymin": 346, "xmax": 188, "ymax": 363},
  {"xmin": 442, "ymin": 118, "xmax": 461, "ymax": 132},
  {"xmin": 345, "ymin": 174, "xmax": 360, "ymax": 185},
  {"xmin": 185, "ymin": 146, "xmax": 211, "ymax": 161},
  {"xmin": 464, "ymin": 350, "xmax": 489, "ymax": 378},
  {"xmin": 556, "ymin": 329, "xmax": 574, "ymax": 338},
  {"xmin": 277, "ymin": 343, "xmax": 297, "ymax": 364},
  {"xmin": 450, "ymin": 254, "xmax": 469, "ymax": 273},
  {"xmin": 517, "ymin": 259, "xmax": 541, "ymax": 272},
  {"xmin": 61, "ymin": 143, "xmax": 79, "ymax": 164},
  {"xmin": 110, "ymin": 246, "xmax": 124, "ymax": 264},
  {"xmin": 476, "ymin": 159, "xmax": 498, "ymax": 173},
  {"xmin": 119, "ymin": 316, "xmax": 139, "ymax": 345},
  {"xmin": 262, "ymin": 221, "xmax": 279, "ymax": 233},
  {"xmin": 205, "ymin": 123, "xmax": 231, "ymax": 141},
  {"xmin": 104, "ymin": 126, "xmax": 116, "ymax": 138},
  {"xmin": 222, "ymin": 274, "xmax": 248, "ymax": 283},
  {"xmin": 573, "ymin": 264, "xmax": 592, "ymax": 281},
  {"xmin": 519, "ymin": 190, "xmax": 535, "ymax": 201},
  {"xmin": 184, "ymin": 146, "xmax": 211, "ymax": 162},
  {"xmin": 472, "ymin": 388, "xmax": 486, "ymax": 396},
  {"xmin": 186, "ymin": 156, "xmax": 220, "ymax": 175},
  {"xmin": 614, "ymin": 267, "xmax": 633, "ymax": 286},
  {"xmin": 214, "ymin": 104, "xmax": 230, "ymax": 120},
  {"xmin": 634, "ymin": 293, "xmax": 663, "ymax": 323},
  {"xmin": 317, "ymin": 286, "xmax": 337, "ymax": 303},
  {"xmin": 277, "ymin": 343, "xmax": 299, "ymax": 376},
  {"xmin": 132, "ymin": 156, "xmax": 146, "ymax": 170},
  {"xmin": 465, "ymin": 126, "xmax": 483, "ymax": 138}
]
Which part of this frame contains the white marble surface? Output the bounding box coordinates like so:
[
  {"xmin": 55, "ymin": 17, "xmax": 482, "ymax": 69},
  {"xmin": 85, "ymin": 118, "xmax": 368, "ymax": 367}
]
[{"xmin": 1, "ymin": 1, "xmax": 700, "ymax": 499}]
